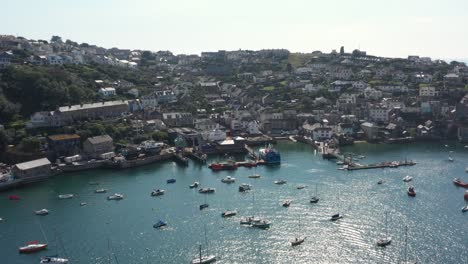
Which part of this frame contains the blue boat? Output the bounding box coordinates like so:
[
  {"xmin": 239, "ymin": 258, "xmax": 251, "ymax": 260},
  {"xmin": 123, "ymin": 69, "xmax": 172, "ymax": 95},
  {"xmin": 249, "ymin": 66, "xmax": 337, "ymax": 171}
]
[
  {"xmin": 259, "ymin": 145, "xmax": 281, "ymax": 164},
  {"xmin": 167, "ymin": 179, "xmax": 176, "ymax": 184},
  {"xmin": 153, "ymin": 220, "xmax": 167, "ymax": 229}
]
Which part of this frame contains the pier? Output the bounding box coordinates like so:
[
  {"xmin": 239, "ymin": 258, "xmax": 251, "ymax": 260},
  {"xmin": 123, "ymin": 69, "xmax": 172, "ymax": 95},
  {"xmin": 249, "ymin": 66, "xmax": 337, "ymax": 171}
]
[{"xmin": 346, "ymin": 160, "xmax": 416, "ymax": 171}]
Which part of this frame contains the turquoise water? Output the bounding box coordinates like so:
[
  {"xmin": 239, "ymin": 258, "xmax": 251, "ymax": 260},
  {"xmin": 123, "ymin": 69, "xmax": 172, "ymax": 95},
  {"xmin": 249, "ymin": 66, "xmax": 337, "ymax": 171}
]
[{"xmin": 1, "ymin": 141, "xmax": 467, "ymax": 264}]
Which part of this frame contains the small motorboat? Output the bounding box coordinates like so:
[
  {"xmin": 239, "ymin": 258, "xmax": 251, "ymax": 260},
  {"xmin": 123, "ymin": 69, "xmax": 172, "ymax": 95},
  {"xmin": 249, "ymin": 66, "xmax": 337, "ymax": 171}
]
[
  {"xmin": 35, "ymin": 209, "xmax": 49, "ymax": 216},
  {"xmin": 79, "ymin": 202, "xmax": 87, "ymax": 206},
  {"xmin": 0, "ymin": 217, "xmax": 3, "ymax": 222},
  {"xmin": 240, "ymin": 216, "xmax": 260, "ymax": 225},
  {"xmin": 296, "ymin": 185, "xmax": 306, "ymax": 190},
  {"xmin": 221, "ymin": 176, "xmax": 236, "ymax": 183},
  {"xmin": 282, "ymin": 200, "xmax": 292, "ymax": 207},
  {"xmin": 95, "ymin": 189, "xmax": 107, "ymax": 193},
  {"xmin": 330, "ymin": 213, "xmax": 343, "ymax": 221},
  {"xmin": 248, "ymin": 174, "xmax": 261, "ymax": 179},
  {"xmin": 403, "ymin": 175, "xmax": 413, "ymax": 182},
  {"xmin": 407, "ymin": 187, "xmax": 416, "ymax": 197},
  {"xmin": 291, "ymin": 237, "xmax": 305, "ymax": 246},
  {"xmin": 453, "ymin": 178, "xmax": 468, "ymax": 188},
  {"xmin": 19, "ymin": 241, "xmax": 48, "ymax": 253},
  {"xmin": 40, "ymin": 255, "xmax": 69, "ymax": 263},
  {"xmin": 58, "ymin": 194, "xmax": 74, "ymax": 199},
  {"xmin": 166, "ymin": 179, "xmax": 176, "ymax": 184},
  {"xmin": 461, "ymin": 205, "xmax": 468, "ymax": 212},
  {"xmin": 310, "ymin": 196, "xmax": 319, "ymax": 203},
  {"xmin": 221, "ymin": 210, "xmax": 237, "ymax": 218},
  {"xmin": 153, "ymin": 220, "xmax": 167, "ymax": 229},
  {"xmin": 238, "ymin": 183, "xmax": 251, "ymax": 192},
  {"xmin": 377, "ymin": 237, "xmax": 392, "ymax": 247},
  {"xmin": 377, "ymin": 180, "xmax": 385, "ymax": 185},
  {"xmin": 189, "ymin": 182, "xmax": 200, "ymax": 188},
  {"xmin": 151, "ymin": 189, "xmax": 165, "ymax": 196},
  {"xmin": 199, "ymin": 203, "xmax": 209, "ymax": 210},
  {"xmin": 251, "ymin": 220, "xmax": 271, "ymax": 229},
  {"xmin": 274, "ymin": 180, "xmax": 287, "ymax": 185},
  {"xmin": 448, "ymin": 157, "xmax": 454, "ymax": 162},
  {"xmin": 199, "ymin": 188, "xmax": 215, "ymax": 194},
  {"xmin": 107, "ymin": 193, "xmax": 124, "ymax": 200},
  {"xmin": 8, "ymin": 195, "xmax": 21, "ymax": 200}
]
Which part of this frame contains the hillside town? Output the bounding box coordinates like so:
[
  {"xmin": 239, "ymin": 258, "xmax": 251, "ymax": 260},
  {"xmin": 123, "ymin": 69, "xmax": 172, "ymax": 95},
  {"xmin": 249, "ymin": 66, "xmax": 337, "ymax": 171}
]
[{"xmin": 1, "ymin": 34, "xmax": 468, "ymax": 189}]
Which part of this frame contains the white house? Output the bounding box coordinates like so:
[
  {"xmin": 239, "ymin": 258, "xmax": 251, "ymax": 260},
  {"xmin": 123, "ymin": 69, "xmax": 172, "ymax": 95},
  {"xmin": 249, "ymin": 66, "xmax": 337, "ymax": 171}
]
[
  {"xmin": 369, "ymin": 105, "xmax": 390, "ymax": 122},
  {"xmin": 202, "ymin": 128, "xmax": 227, "ymax": 142},
  {"xmin": 99, "ymin": 87, "xmax": 116, "ymax": 97},
  {"xmin": 247, "ymin": 120, "xmax": 260, "ymax": 135},
  {"xmin": 47, "ymin": 55, "xmax": 63, "ymax": 65},
  {"xmin": 363, "ymin": 87, "xmax": 383, "ymax": 100},
  {"xmin": 194, "ymin": 119, "xmax": 218, "ymax": 131}
]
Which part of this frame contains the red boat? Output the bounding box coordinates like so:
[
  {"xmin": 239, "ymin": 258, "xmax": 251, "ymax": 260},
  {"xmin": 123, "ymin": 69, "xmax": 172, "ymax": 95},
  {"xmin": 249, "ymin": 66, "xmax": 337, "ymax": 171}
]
[
  {"xmin": 19, "ymin": 241, "xmax": 48, "ymax": 253},
  {"xmin": 9, "ymin": 195, "xmax": 21, "ymax": 200},
  {"xmin": 465, "ymin": 190, "xmax": 468, "ymax": 200},
  {"xmin": 453, "ymin": 178, "xmax": 468, "ymax": 188},
  {"xmin": 208, "ymin": 162, "xmax": 238, "ymax": 171},
  {"xmin": 407, "ymin": 187, "xmax": 416, "ymax": 197}
]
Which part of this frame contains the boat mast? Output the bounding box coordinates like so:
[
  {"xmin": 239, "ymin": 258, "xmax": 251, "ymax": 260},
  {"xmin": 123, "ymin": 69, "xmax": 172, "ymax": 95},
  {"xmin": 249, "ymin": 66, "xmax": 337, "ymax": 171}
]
[
  {"xmin": 199, "ymin": 244, "xmax": 202, "ymax": 262},
  {"xmin": 404, "ymin": 225, "xmax": 408, "ymax": 263},
  {"xmin": 385, "ymin": 211, "xmax": 388, "ymax": 239}
]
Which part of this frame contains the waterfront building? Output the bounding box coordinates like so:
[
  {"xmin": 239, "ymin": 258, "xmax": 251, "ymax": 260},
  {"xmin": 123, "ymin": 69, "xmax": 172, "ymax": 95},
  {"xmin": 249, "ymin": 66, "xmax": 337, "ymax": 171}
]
[
  {"xmin": 47, "ymin": 134, "xmax": 81, "ymax": 158},
  {"xmin": 83, "ymin": 135, "xmax": 114, "ymax": 159},
  {"xmin": 12, "ymin": 158, "xmax": 51, "ymax": 181}
]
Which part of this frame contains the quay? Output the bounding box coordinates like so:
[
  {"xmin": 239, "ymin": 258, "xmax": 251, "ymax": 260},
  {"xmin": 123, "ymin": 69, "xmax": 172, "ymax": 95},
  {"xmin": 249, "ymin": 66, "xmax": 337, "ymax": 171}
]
[{"xmin": 347, "ymin": 160, "xmax": 416, "ymax": 171}]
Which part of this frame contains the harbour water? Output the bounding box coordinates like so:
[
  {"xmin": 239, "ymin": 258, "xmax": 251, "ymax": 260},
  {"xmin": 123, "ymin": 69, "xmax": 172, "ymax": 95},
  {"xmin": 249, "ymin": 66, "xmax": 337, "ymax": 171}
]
[{"xmin": 1, "ymin": 141, "xmax": 467, "ymax": 264}]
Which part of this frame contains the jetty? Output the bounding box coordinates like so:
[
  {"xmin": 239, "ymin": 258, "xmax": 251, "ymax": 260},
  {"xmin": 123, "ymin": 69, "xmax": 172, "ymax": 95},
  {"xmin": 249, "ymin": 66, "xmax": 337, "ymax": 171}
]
[{"xmin": 346, "ymin": 160, "xmax": 416, "ymax": 171}]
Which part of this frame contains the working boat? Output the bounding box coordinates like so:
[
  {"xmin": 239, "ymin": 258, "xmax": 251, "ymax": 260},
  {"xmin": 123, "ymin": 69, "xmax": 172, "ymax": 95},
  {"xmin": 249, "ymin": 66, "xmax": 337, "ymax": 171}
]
[
  {"xmin": 240, "ymin": 216, "xmax": 261, "ymax": 225},
  {"xmin": 191, "ymin": 245, "xmax": 217, "ymax": 264},
  {"xmin": 221, "ymin": 176, "xmax": 236, "ymax": 183},
  {"xmin": 376, "ymin": 211, "xmax": 392, "ymax": 247},
  {"xmin": 35, "ymin": 209, "xmax": 49, "ymax": 216},
  {"xmin": 462, "ymin": 205, "xmax": 468, "ymax": 212},
  {"xmin": 151, "ymin": 189, "xmax": 165, "ymax": 196},
  {"xmin": 291, "ymin": 237, "xmax": 305, "ymax": 246},
  {"xmin": 9, "ymin": 195, "xmax": 21, "ymax": 200},
  {"xmin": 199, "ymin": 188, "xmax": 215, "ymax": 194},
  {"xmin": 166, "ymin": 179, "xmax": 176, "ymax": 184},
  {"xmin": 274, "ymin": 180, "xmax": 287, "ymax": 185},
  {"xmin": 19, "ymin": 241, "xmax": 48, "ymax": 253},
  {"xmin": 221, "ymin": 210, "xmax": 237, "ymax": 217},
  {"xmin": 94, "ymin": 189, "xmax": 107, "ymax": 193},
  {"xmin": 208, "ymin": 160, "xmax": 238, "ymax": 171},
  {"xmin": 453, "ymin": 178, "xmax": 468, "ymax": 188},
  {"xmin": 238, "ymin": 183, "xmax": 251, "ymax": 192},
  {"xmin": 330, "ymin": 213, "xmax": 343, "ymax": 221},
  {"xmin": 79, "ymin": 202, "xmax": 87, "ymax": 206},
  {"xmin": 407, "ymin": 186, "xmax": 416, "ymax": 197},
  {"xmin": 248, "ymin": 174, "xmax": 261, "ymax": 179},
  {"xmin": 107, "ymin": 193, "xmax": 124, "ymax": 200},
  {"xmin": 40, "ymin": 255, "xmax": 69, "ymax": 263},
  {"xmin": 259, "ymin": 144, "xmax": 281, "ymax": 164},
  {"xmin": 190, "ymin": 182, "xmax": 200, "ymax": 188},
  {"xmin": 153, "ymin": 220, "xmax": 167, "ymax": 229},
  {"xmin": 58, "ymin": 194, "xmax": 74, "ymax": 199},
  {"xmin": 403, "ymin": 175, "xmax": 413, "ymax": 182},
  {"xmin": 282, "ymin": 200, "xmax": 291, "ymax": 207},
  {"xmin": 251, "ymin": 219, "xmax": 271, "ymax": 229}
]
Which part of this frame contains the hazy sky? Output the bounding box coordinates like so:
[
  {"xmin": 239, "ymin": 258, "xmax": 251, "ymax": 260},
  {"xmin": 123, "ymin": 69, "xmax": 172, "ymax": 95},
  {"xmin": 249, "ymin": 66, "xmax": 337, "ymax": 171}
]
[{"xmin": 2, "ymin": 0, "xmax": 467, "ymax": 59}]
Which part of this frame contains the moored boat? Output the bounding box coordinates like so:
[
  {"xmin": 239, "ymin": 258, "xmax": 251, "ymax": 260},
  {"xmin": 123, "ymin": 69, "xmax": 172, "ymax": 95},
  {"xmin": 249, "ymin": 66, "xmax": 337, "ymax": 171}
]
[
  {"xmin": 208, "ymin": 160, "xmax": 238, "ymax": 171},
  {"xmin": 190, "ymin": 182, "xmax": 200, "ymax": 188},
  {"xmin": 199, "ymin": 203, "xmax": 209, "ymax": 210},
  {"xmin": 199, "ymin": 188, "xmax": 215, "ymax": 194},
  {"xmin": 310, "ymin": 197, "xmax": 319, "ymax": 203},
  {"xmin": 461, "ymin": 205, "xmax": 468, "ymax": 212},
  {"xmin": 330, "ymin": 213, "xmax": 342, "ymax": 221},
  {"xmin": 403, "ymin": 175, "xmax": 413, "ymax": 182},
  {"xmin": 79, "ymin": 202, "xmax": 87, "ymax": 206},
  {"xmin": 19, "ymin": 241, "xmax": 48, "ymax": 253},
  {"xmin": 153, "ymin": 220, "xmax": 167, "ymax": 229},
  {"xmin": 465, "ymin": 190, "xmax": 468, "ymax": 200},
  {"xmin": 291, "ymin": 237, "xmax": 305, "ymax": 246},
  {"xmin": 94, "ymin": 188, "xmax": 107, "ymax": 193},
  {"xmin": 107, "ymin": 193, "xmax": 124, "ymax": 200},
  {"xmin": 221, "ymin": 210, "xmax": 237, "ymax": 217},
  {"xmin": 376, "ymin": 211, "xmax": 392, "ymax": 247},
  {"xmin": 58, "ymin": 194, "xmax": 74, "ymax": 199},
  {"xmin": 40, "ymin": 255, "xmax": 69, "ymax": 263},
  {"xmin": 251, "ymin": 219, "xmax": 271, "ymax": 229},
  {"xmin": 166, "ymin": 179, "xmax": 176, "ymax": 184},
  {"xmin": 35, "ymin": 209, "xmax": 49, "ymax": 216},
  {"xmin": 377, "ymin": 180, "xmax": 385, "ymax": 185},
  {"xmin": 248, "ymin": 174, "xmax": 261, "ymax": 179},
  {"xmin": 453, "ymin": 178, "xmax": 468, "ymax": 188},
  {"xmin": 191, "ymin": 245, "xmax": 217, "ymax": 264},
  {"xmin": 274, "ymin": 180, "xmax": 287, "ymax": 185},
  {"xmin": 221, "ymin": 176, "xmax": 236, "ymax": 183},
  {"xmin": 259, "ymin": 144, "xmax": 281, "ymax": 164},
  {"xmin": 151, "ymin": 189, "xmax": 165, "ymax": 196},
  {"xmin": 407, "ymin": 186, "xmax": 416, "ymax": 197},
  {"xmin": 296, "ymin": 185, "xmax": 306, "ymax": 190},
  {"xmin": 282, "ymin": 200, "xmax": 291, "ymax": 207},
  {"xmin": 238, "ymin": 183, "xmax": 251, "ymax": 192},
  {"xmin": 240, "ymin": 216, "xmax": 261, "ymax": 225}
]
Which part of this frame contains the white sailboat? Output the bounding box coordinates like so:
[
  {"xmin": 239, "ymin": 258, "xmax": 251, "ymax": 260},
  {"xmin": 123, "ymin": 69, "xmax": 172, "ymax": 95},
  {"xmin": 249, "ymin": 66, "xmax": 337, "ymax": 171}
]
[
  {"xmin": 191, "ymin": 225, "xmax": 217, "ymax": 264},
  {"xmin": 376, "ymin": 211, "xmax": 391, "ymax": 247},
  {"xmin": 310, "ymin": 184, "xmax": 319, "ymax": 203},
  {"xmin": 291, "ymin": 214, "xmax": 305, "ymax": 246}
]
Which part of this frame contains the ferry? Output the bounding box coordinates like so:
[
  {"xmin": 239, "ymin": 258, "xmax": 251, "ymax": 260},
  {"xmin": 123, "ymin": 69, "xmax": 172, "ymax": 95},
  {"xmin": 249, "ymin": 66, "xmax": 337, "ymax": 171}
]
[
  {"xmin": 19, "ymin": 241, "xmax": 48, "ymax": 253},
  {"xmin": 259, "ymin": 144, "xmax": 281, "ymax": 164}
]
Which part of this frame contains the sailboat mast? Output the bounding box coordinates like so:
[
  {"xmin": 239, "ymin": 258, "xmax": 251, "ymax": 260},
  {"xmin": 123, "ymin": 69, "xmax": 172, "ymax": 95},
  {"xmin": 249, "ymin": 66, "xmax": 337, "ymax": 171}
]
[
  {"xmin": 385, "ymin": 211, "xmax": 388, "ymax": 238},
  {"xmin": 404, "ymin": 225, "xmax": 408, "ymax": 263},
  {"xmin": 199, "ymin": 244, "xmax": 202, "ymax": 262}
]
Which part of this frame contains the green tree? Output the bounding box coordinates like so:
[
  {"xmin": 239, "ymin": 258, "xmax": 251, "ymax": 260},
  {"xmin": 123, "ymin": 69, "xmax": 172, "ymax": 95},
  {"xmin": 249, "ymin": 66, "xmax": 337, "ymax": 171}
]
[{"xmin": 19, "ymin": 137, "xmax": 41, "ymax": 153}]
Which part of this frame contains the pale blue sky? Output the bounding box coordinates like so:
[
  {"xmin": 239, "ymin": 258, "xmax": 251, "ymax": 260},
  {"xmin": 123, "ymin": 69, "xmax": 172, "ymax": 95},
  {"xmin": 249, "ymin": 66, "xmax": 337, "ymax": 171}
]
[{"xmin": 1, "ymin": 0, "xmax": 467, "ymax": 59}]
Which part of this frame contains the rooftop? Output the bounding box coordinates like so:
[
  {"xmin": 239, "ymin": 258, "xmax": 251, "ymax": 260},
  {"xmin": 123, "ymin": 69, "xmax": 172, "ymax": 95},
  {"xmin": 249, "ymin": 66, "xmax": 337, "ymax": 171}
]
[
  {"xmin": 48, "ymin": 134, "xmax": 80, "ymax": 141},
  {"xmin": 58, "ymin": 100, "xmax": 128, "ymax": 112},
  {"xmin": 15, "ymin": 158, "xmax": 51, "ymax": 170}
]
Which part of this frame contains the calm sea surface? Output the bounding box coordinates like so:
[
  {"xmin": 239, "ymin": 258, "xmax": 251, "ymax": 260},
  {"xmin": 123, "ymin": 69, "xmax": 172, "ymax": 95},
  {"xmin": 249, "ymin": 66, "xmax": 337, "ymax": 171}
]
[{"xmin": 1, "ymin": 141, "xmax": 467, "ymax": 264}]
